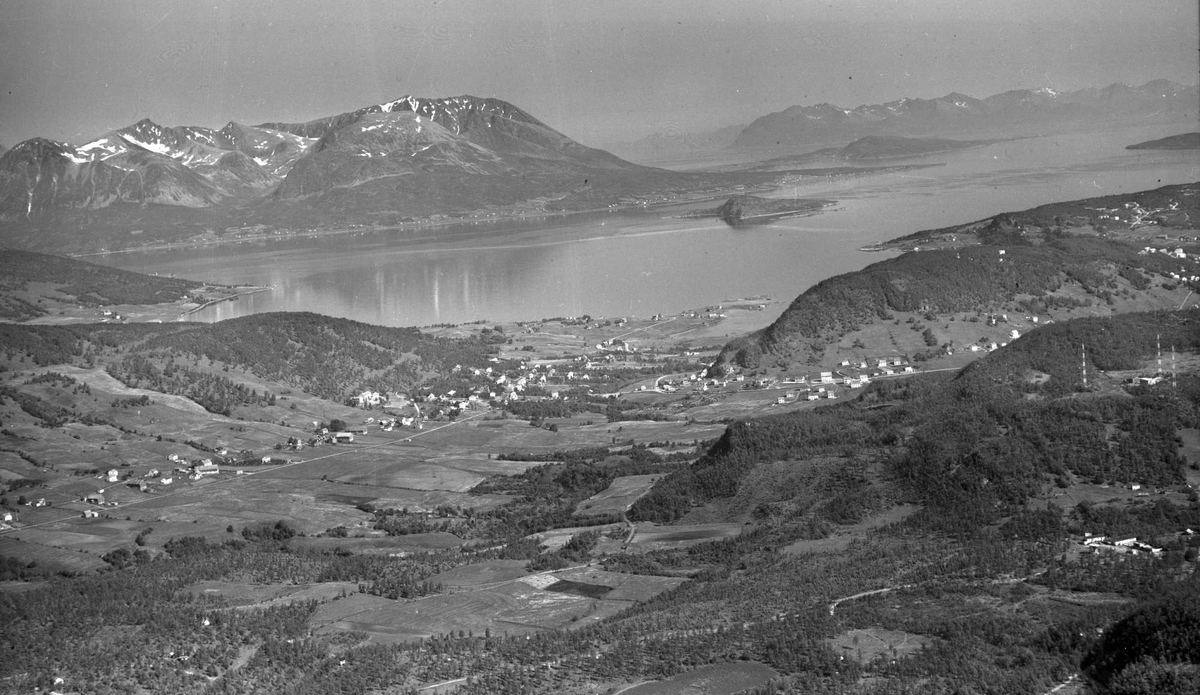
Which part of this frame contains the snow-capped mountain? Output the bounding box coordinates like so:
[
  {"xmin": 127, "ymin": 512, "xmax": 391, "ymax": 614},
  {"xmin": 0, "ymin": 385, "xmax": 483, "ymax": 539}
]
[
  {"xmin": 732, "ymin": 81, "xmax": 1198, "ymax": 149},
  {"xmin": 0, "ymin": 95, "xmax": 644, "ymax": 225}
]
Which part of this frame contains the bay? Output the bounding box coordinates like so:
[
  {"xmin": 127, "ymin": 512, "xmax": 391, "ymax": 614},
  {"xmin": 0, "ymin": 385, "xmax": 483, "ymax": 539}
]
[{"xmin": 93, "ymin": 122, "xmax": 1199, "ymax": 327}]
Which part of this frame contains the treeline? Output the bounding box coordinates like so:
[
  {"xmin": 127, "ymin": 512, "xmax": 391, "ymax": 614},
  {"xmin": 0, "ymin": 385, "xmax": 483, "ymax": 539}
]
[{"xmin": 106, "ymin": 354, "xmax": 275, "ymax": 415}]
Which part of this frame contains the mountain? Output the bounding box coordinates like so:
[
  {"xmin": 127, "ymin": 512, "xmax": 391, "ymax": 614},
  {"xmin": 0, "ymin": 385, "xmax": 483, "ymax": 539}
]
[
  {"xmin": 268, "ymin": 97, "xmax": 645, "ymax": 209},
  {"xmin": 1127, "ymin": 132, "xmax": 1200, "ymax": 150},
  {"xmin": 0, "ymin": 95, "xmax": 682, "ymax": 251},
  {"xmin": 0, "ymin": 118, "xmax": 311, "ymax": 221},
  {"xmin": 732, "ymin": 81, "xmax": 1199, "ymax": 149}
]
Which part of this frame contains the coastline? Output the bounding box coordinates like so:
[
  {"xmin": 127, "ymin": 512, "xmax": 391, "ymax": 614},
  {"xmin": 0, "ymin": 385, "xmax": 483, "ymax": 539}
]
[
  {"xmin": 179, "ymin": 286, "xmax": 273, "ymax": 319},
  {"xmin": 63, "ymin": 180, "xmax": 796, "ymax": 259}
]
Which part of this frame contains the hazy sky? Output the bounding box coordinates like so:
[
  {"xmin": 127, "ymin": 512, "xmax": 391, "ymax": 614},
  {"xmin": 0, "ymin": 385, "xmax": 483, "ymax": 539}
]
[{"xmin": 1, "ymin": 0, "xmax": 1196, "ymax": 149}]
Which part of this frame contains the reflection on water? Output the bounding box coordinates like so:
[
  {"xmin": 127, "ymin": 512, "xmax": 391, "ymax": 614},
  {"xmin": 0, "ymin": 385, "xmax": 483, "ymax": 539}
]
[{"xmin": 96, "ymin": 123, "xmax": 1200, "ymax": 327}]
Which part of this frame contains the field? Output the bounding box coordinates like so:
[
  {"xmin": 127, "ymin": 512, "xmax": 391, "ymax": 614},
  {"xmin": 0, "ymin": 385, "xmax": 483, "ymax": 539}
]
[
  {"xmin": 308, "ymin": 561, "xmax": 688, "ymax": 643},
  {"xmin": 576, "ymin": 474, "xmax": 664, "ymax": 516},
  {"xmin": 550, "ymin": 567, "xmax": 688, "ymax": 602},
  {"xmin": 185, "ymin": 580, "xmax": 359, "ymax": 609},
  {"xmin": 431, "ymin": 559, "xmax": 531, "ymax": 587},
  {"xmin": 620, "ymin": 662, "xmax": 778, "ymax": 695},
  {"xmin": 629, "ymin": 523, "xmax": 745, "ymax": 551},
  {"xmin": 827, "ymin": 627, "xmax": 934, "ymax": 665},
  {"xmin": 290, "ymin": 533, "xmax": 465, "ymax": 554},
  {"xmin": 532, "ymin": 524, "xmax": 625, "ymax": 552},
  {"xmin": 0, "ymin": 536, "xmax": 108, "ymax": 573}
]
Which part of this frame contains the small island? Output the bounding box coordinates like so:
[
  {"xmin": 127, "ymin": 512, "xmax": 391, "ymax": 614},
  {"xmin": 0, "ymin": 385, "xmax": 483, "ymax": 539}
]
[
  {"xmin": 687, "ymin": 194, "xmax": 834, "ymax": 227},
  {"xmin": 1125, "ymin": 132, "xmax": 1200, "ymax": 150}
]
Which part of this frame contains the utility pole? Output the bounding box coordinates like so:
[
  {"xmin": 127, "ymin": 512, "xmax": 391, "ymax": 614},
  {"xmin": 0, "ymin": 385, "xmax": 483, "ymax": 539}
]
[{"xmin": 1081, "ymin": 343, "xmax": 1088, "ymax": 389}]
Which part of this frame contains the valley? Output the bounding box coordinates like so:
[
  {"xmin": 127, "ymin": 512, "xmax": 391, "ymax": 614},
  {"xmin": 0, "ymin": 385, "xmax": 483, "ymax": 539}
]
[
  {"xmin": 2, "ymin": 176, "xmax": 1200, "ymax": 692},
  {"xmin": 1, "ymin": 76, "xmax": 1199, "ymax": 694}
]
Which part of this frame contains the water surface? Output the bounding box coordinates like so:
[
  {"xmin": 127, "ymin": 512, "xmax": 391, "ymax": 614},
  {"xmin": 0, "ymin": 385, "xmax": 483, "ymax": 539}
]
[{"xmin": 96, "ymin": 123, "xmax": 1199, "ymax": 327}]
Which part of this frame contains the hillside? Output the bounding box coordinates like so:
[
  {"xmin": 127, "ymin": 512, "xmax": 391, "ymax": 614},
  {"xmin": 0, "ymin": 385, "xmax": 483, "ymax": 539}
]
[
  {"xmin": 0, "ymin": 312, "xmax": 508, "ymax": 409},
  {"xmin": 637, "ymin": 308, "xmax": 1200, "ymax": 526},
  {"xmin": 732, "ymin": 80, "xmax": 1198, "ymax": 150},
  {"xmin": 0, "ymin": 249, "xmax": 204, "ymax": 321},
  {"xmin": 709, "ymin": 182, "xmax": 1200, "ymax": 374}
]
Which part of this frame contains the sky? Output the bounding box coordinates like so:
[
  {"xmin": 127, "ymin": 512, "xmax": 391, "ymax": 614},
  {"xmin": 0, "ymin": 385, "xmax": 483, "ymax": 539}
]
[{"xmin": 1, "ymin": 0, "xmax": 1196, "ymax": 150}]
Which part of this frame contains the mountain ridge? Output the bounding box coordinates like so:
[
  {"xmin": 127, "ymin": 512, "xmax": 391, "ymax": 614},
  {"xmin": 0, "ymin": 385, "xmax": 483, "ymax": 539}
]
[{"xmin": 732, "ymin": 80, "xmax": 1198, "ymax": 149}]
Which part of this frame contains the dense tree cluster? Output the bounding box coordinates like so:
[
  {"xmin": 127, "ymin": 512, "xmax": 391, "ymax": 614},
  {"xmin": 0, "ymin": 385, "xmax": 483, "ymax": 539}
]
[{"xmin": 1082, "ymin": 575, "xmax": 1200, "ymax": 693}]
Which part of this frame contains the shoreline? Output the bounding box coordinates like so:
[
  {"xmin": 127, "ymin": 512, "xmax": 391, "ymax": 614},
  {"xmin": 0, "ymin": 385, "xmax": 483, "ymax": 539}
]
[
  {"xmin": 179, "ymin": 286, "xmax": 273, "ymax": 319},
  {"xmin": 64, "ymin": 176, "xmax": 813, "ymax": 260},
  {"xmin": 65, "ymin": 188, "xmax": 775, "ymax": 260}
]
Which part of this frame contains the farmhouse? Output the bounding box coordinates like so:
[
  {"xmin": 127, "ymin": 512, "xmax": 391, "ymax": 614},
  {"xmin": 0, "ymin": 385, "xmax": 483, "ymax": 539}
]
[{"xmin": 351, "ymin": 390, "xmax": 384, "ymax": 408}]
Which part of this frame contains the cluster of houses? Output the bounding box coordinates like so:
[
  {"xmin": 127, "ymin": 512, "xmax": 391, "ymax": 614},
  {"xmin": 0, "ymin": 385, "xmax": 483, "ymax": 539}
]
[
  {"xmin": 1093, "ymin": 199, "xmax": 1187, "ymax": 230},
  {"xmin": 346, "ymin": 355, "xmax": 634, "ymax": 417},
  {"xmin": 1138, "ymin": 246, "xmax": 1199, "ymax": 284},
  {"xmin": 1082, "ymin": 534, "xmax": 1163, "ymax": 557}
]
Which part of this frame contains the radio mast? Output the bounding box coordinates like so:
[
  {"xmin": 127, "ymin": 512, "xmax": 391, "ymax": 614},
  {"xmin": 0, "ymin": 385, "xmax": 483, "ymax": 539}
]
[{"xmin": 1081, "ymin": 343, "xmax": 1088, "ymax": 389}]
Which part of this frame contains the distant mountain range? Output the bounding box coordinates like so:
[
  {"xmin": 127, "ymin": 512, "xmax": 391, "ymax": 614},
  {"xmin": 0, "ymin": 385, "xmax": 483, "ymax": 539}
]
[
  {"xmin": 0, "ymin": 95, "xmax": 662, "ymax": 247},
  {"xmin": 2, "ymin": 81, "xmax": 1195, "ymax": 251},
  {"xmin": 732, "ymin": 80, "xmax": 1197, "ymax": 150}
]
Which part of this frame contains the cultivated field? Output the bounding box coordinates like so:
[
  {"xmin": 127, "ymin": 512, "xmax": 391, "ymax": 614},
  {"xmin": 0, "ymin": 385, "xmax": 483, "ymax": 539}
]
[
  {"xmin": 0, "ymin": 536, "xmax": 108, "ymax": 573},
  {"xmin": 629, "ymin": 523, "xmax": 745, "ymax": 551},
  {"xmin": 308, "ymin": 563, "xmax": 688, "ymax": 644},
  {"xmin": 620, "ymin": 662, "xmax": 778, "ymax": 695},
  {"xmin": 576, "ymin": 474, "xmax": 664, "ymax": 516}
]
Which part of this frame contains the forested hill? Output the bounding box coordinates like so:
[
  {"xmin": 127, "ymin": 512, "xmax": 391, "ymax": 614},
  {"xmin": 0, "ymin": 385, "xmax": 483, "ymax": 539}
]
[
  {"xmin": 0, "ymin": 249, "xmax": 203, "ymax": 321},
  {"xmin": 0, "ymin": 312, "xmax": 508, "ymax": 404},
  {"xmin": 710, "ymin": 183, "xmax": 1200, "ymax": 373},
  {"xmin": 633, "ymin": 308, "xmax": 1200, "ymax": 531}
]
